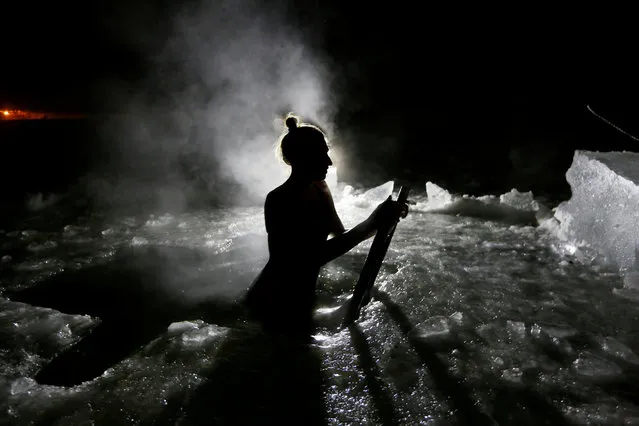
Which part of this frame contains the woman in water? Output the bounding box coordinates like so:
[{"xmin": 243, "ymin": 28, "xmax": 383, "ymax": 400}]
[{"xmin": 244, "ymin": 115, "xmax": 408, "ymax": 338}]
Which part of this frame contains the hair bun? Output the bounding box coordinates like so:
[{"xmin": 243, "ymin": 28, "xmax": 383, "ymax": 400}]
[{"xmin": 285, "ymin": 116, "xmax": 298, "ymax": 131}]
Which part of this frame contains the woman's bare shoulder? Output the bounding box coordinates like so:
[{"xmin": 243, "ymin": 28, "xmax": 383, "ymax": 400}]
[
  {"xmin": 266, "ymin": 184, "xmax": 288, "ymax": 203},
  {"xmin": 265, "ymin": 184, "xmax": 295, "ymax": 212},
  {"xmin": 312, "ymin": 180, "xmax": 334, "ymax": 200}
]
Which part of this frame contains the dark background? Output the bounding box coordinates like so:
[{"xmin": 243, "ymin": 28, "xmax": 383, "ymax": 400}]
[{"xmin": 1, "ymin": 1, "xmax": 638, "ymax": 216}]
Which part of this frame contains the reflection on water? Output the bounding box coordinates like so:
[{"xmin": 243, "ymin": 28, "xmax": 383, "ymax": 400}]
[
  {"xmin": 175, "ymin": 327, "xmax": 326, "ymax": 426},
  {"xmin": 1, "ymin": 189, "xmax": 639, "ymax": 424}
]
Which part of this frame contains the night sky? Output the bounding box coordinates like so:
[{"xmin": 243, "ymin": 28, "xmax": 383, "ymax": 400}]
[{"xmin": 2, "ymin": 2, "xmax": 637, "ymax": 113}]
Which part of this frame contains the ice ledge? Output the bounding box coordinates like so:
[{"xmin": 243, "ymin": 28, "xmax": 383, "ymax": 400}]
[
  {"xmin": 583, "ymin": 151, "xmax": 639, "ymax": 186},
  {"xmin": 554, "ymin": 150, "xmax": 639, "ymax": 276}
]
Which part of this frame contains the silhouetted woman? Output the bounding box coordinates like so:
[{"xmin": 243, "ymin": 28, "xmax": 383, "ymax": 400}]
[{"xmin": 244, "ymin": 115, "xmax": 407, "ymax": 338}]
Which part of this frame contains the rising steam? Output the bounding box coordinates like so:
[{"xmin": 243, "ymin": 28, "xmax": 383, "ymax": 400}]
[{"xmin": 97, "ymin": 0, "xmax": 334, "ymax": 213}]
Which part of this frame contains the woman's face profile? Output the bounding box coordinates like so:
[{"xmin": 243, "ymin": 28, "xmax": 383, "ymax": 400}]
[{"xmin": 297, "ymin": 138, "xmax": 332, "ymax": 181}]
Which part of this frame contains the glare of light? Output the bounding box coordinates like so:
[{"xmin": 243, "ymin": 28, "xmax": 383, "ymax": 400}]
[{"xmin": 2, "ymin": 111, "xmax": 9, "ymax": 116}]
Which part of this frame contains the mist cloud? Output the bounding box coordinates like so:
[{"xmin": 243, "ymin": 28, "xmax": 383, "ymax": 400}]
[{"xmin": 98, "ymin": 0, "xmax": 335, "ymax": 212}]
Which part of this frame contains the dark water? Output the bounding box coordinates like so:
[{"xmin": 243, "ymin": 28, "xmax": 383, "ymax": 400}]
[{"xmin": 2, "ymin": 191, "xmax": 639, "ymax": 424}]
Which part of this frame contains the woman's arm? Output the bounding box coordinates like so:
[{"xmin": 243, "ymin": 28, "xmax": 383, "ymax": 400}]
[
  {"xmin": 320, "ymin": 196, "xmax": 408, "ymax": 265},
  {"xmin": 318, "ymin": 217, "xmax": 376, "ymax": 265},
  {"xmin": 315, "ymin": 184, "xmax": 405, "ymax": 266}
]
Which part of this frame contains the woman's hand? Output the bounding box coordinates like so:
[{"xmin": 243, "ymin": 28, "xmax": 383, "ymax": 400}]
[{"xmin": 367, "ymin": 196, "xmax": 409, "ymax": 231}]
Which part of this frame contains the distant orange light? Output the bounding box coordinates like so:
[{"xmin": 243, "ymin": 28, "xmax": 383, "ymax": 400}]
[{"xmin": 2, "ymin": 111, "xmax": 8, "ymax": 116}]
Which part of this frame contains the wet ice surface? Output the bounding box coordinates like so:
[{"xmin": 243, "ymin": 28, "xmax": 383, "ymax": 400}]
[{"xmin": 2, "ymin": 186, "xmax": 639, "ymax": 424}]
